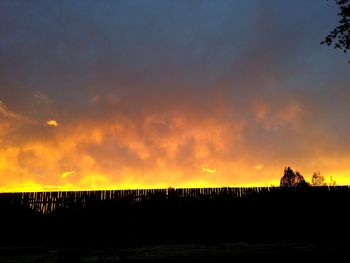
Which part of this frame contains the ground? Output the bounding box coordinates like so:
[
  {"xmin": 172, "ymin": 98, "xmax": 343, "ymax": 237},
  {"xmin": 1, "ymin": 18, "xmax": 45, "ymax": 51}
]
[{"xmin": 0, "ymin": 242, "xmax": 349, "ymax": 262}]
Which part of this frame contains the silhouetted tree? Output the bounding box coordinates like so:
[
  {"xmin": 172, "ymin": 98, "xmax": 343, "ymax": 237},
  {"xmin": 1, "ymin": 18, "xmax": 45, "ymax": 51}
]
[
  {"xmin": 280, "ymin": 167, "xmax": 309, "ymax": 187},
  {"xmin": 321, "ymin": 0, "xmax": 350, "ymax": 61},
  {"xmin": 311, "ymin": 171, "xmax": 327, "ymax": 186}
]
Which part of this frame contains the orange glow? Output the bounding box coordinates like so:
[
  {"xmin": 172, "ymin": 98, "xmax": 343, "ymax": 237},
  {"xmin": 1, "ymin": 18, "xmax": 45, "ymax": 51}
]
[
  {"xmin": 254, "ymin": 164, "xmax": 264, "ymax": 171},
  {"xmin": 1, "ymin": 101, "xmax": 350, "ymax": 192}
]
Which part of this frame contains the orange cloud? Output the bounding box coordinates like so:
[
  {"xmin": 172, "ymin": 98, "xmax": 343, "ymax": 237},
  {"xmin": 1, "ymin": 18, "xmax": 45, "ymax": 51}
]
[
  {"xmin": 0, "ymin": 96, "xmax": 349, "ymax": 192},
  {"xmin": 0, "ymin": 110, "xmax": 258, "ymax": 191},
  {"xmin": 46, "ymin": 120, "xmax": 58, "ymax": 127}
]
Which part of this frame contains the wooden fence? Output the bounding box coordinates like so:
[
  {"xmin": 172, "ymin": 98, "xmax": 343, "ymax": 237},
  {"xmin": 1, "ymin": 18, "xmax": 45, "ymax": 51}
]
[{"xmin": 1, "ymin": 186, "xmax": 350, "ymax": 214}]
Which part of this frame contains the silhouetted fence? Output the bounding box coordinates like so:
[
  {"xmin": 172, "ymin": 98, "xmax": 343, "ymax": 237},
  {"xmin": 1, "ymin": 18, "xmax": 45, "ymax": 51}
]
[{"xmin": 1, "ymin": 186, "xmax": 350, "ymax": 214}]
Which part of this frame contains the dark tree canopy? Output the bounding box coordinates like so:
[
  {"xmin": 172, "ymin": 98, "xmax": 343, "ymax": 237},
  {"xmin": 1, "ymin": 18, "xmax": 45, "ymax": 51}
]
[
  {"xmin": 321, "ymin": 0, "xmax": 350, "ymax": 61},
  {"xmin": 280, "ymin": 167, "xmax": 309, "ymax": 187}
]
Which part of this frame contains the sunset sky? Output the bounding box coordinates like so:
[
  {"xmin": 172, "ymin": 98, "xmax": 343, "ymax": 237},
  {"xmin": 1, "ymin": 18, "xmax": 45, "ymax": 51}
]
[{"xmin": 0, "ymin": 0, "xmax": 350, "ymax": 192}]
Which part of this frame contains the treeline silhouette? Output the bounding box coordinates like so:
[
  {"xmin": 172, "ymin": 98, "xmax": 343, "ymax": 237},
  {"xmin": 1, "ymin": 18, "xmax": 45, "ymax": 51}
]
[
  {"xmin": 280, "ymin": 166, "xmax": 334, "ymax": 187},
  {"xmin": 1, "ymin": 186, "xmax": 350, "ymax": 248}
]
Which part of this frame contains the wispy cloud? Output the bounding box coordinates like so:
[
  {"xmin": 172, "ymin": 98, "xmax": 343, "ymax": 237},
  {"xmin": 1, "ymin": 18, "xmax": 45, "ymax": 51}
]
[
  {"xmin": 202, "ymin": 167, "xmax": 217, "ymax": 174},
  {"xmin": 0, "ymin": 101, "xmax": 23, "ymax": 120},
  {"xmin": 61, "ymin": 171, "xmax": 76, "ymax": 178},
  {"xmin": 0, "ymin": 100, "xmax": 37, "ymax": 137}
]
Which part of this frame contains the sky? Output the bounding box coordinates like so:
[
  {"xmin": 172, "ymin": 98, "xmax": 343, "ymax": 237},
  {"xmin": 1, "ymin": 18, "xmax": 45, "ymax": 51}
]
[{"xmin": 0, "ymin": 0, "xmax": 349, "ymax": 192}]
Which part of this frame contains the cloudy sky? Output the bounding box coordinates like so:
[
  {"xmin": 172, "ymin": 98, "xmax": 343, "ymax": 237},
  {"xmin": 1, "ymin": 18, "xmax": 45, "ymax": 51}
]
[{"xmin": 0, "ymin": 0, "xmax": 349, "ymax": 191}]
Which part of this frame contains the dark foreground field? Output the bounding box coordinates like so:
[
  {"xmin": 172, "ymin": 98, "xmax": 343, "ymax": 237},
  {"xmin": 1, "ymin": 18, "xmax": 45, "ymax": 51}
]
[
  {"xmin": 1, "ymin": 187, "xmax": 350, "ymax": 262},
  {"xmin": 1, "ymin": 242, "xmax": 350, "ymax": 262},
  {"xmin": 0, "ymin": 243, "xmax": 350, "ymax": 263}
]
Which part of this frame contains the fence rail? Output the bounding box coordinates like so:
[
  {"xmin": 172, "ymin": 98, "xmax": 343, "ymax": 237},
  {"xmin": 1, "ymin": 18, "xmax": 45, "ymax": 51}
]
[{"xmin": 1, "ymin": 186, "xmax": 350, "ymax": 214}]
